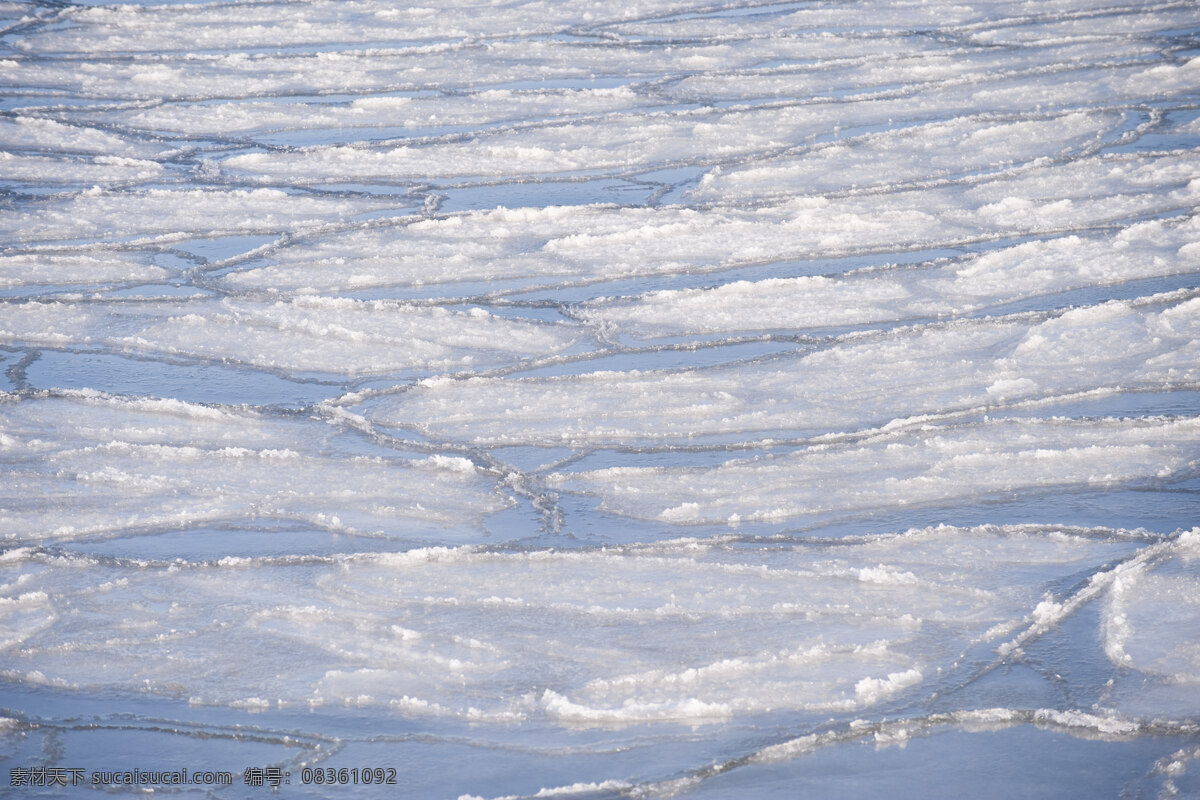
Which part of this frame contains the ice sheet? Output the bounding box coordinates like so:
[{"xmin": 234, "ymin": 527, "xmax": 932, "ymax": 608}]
[
  {"xmin": 580, "ymin": 217, "xmax": 1200, "ymax": 338},
  {"xmin": 369, "ymin": 293, "xmax": 1200, "ymax": 446},
  {"xmin": 0, "ymin": 525, "xmax": 1148, "ymax": 723},
  {"xmin": 2, "ymin": 0, "xmax": 1198, "ymax": 796},
  {"xmin": 0, "ymin": 252, "xmax": 171, "ymax": 289},
  {"xmin": 1100, "ymin": 529, "xmax": 1200, "ymax": 717},
  {"xmin": 0, "ymin": 115, "xmax": 168, "ymax": 157},
  {"xmin": 216, "ymin": 107, "xmax": 1183, "ymax": 183},
  {"xmin": 0, "ymin": 392, "xmax": 512, "ymax": 543},
  {"xmin": 216, "ymin": 152, "xmax": 1200, "ymax": 294},
  {"xmin": 548, "ymin": 416, "xmax": 1200, "ymax": 524},
  {"xmin": 0, "ymin": 296, "xmax": 581, "ymax": 374},
  {"xmin": 0, "ymin": 188, "xmax": 407, "ymax": 246}
]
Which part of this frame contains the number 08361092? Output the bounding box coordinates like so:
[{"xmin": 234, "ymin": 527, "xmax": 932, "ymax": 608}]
[{"xmin": 300, "ymin": 767, "xmax": 398, "ymax": 785}]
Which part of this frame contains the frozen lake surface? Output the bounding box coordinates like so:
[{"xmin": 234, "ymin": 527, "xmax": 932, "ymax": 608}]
[{"xmin": 1, "ymin": 0, "xmax": 1199, "ymax": 797}]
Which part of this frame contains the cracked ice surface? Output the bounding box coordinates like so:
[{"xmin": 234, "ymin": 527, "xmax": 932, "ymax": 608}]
[
  {"xmin": 0, "ymin": 297, "xmax": 581, "ymax": 373},
  {"xmin": 0, "ymin": 526, "xmax": 1148, "ymax": 721},
  {"xmin": 1, "ymin": 0, "xmax": 1199, "ymax": 798},
  {"xmin": 370, "ymin": 293, "xmax": 1200, "ymax": 445},
  {"xmin": 0, "ymin": 392, "xmax": 512, "ymax": 543},
  {"xmin": 579, "ymin": 218, "xmax": 1200, "ymax": 338},
  {"xmin": 549, "ymin": 416, "xmax": 1200, "ymax": 524}
]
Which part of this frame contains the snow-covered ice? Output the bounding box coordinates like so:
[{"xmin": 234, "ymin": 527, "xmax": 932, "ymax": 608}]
[{"xmin": 1, "ymin": 0, "xmax": 1198, "ymax": 797}]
